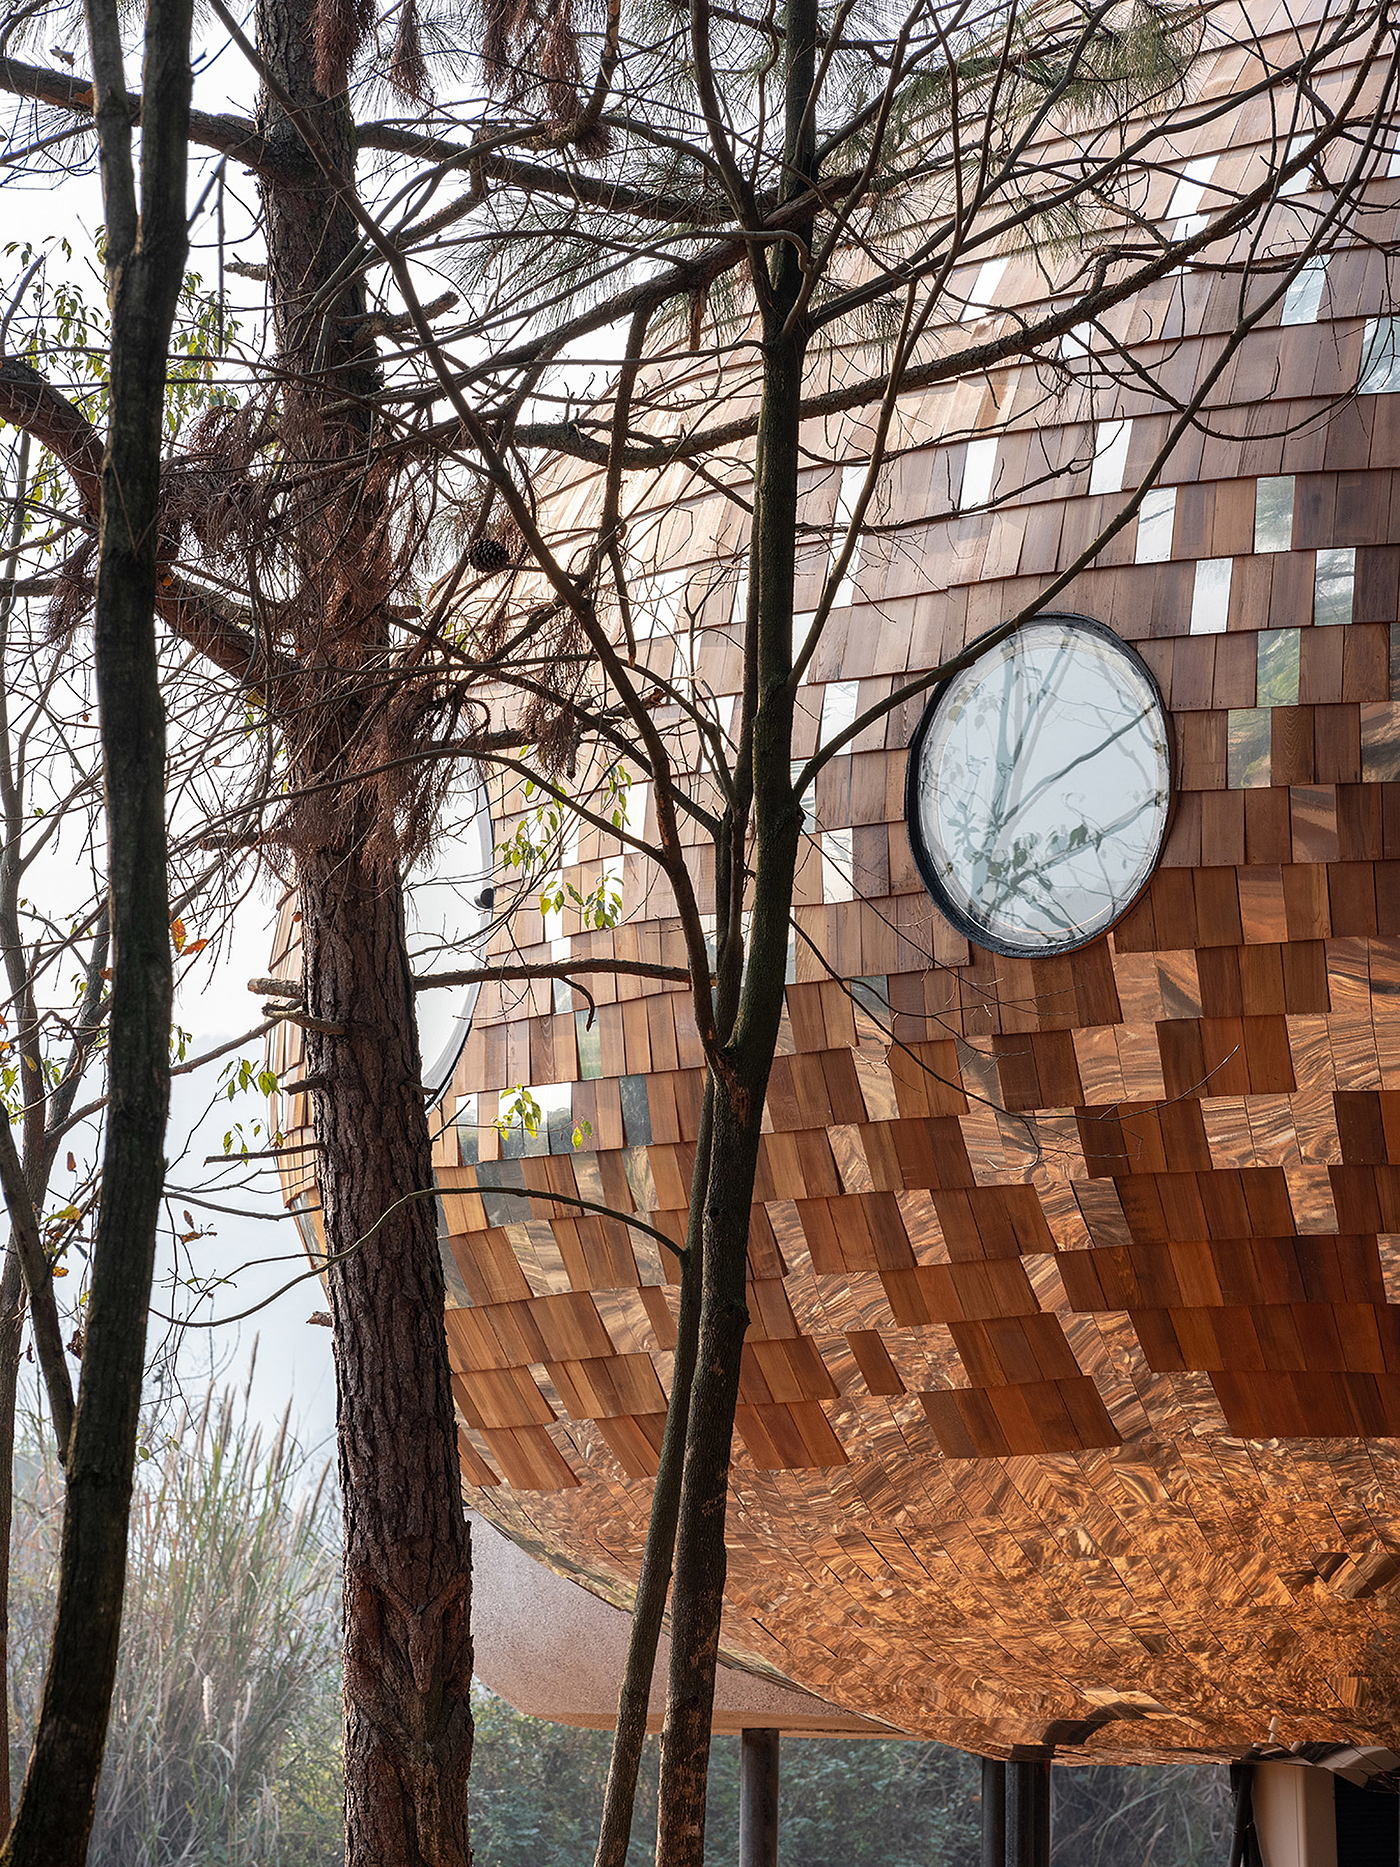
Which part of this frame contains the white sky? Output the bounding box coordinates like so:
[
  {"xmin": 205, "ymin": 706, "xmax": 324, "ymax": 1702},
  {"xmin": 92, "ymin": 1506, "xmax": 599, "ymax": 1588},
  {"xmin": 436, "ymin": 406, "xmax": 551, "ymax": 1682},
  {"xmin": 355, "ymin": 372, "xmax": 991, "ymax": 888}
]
[{"xmin": 4, "ymin": 43, "xmax": 342, "ymax": 1456}]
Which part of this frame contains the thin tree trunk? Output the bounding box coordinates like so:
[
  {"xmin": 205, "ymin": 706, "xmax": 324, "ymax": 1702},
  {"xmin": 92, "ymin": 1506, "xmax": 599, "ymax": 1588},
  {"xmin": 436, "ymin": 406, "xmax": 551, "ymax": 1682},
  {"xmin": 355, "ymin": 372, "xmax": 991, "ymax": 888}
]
[
  {"xmin": 651, "ymin": 374, "xmax": 807, "ymax": 1863},
  {"xmin": 0, "ymin": 0, "xmax": 189, "ymax": 1852},
  {"xmin": 0, "ymin": 1244, "xmax": 23, "ymax": 1832},
  {"xmin": 653, "ymin": 1, "xmax": 817, "ymax": 1854},
  {"xmin": 0, "ymin": 431, "xmax": 34, "ymax": 1831},
  {"xmin": 0, "ymin": 433, "xmax": 106, "ymax": 1840},
  {"xmin": 595, "ymin": 1078, "xmax": 712, "ymax": 1867},
  {"xmin": 654, "ymin": 1093, "xmax": 762, "ymax": 1867}
]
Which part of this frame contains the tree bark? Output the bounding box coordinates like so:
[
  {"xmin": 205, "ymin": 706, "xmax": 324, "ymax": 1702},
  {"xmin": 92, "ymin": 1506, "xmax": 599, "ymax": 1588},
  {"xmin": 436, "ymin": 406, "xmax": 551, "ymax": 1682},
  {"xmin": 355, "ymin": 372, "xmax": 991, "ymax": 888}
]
[
  {"xmin": 0, "ymin": 0, "xmax": 189, "ymax": 1851},
  {"xmin": 653, "ymin": 1089, "xmax": 767, "ymax": 1867},
  {"xmin": 653, "ymin": 2, "xmax": 817, "ymax": 1856},
  {"xmin": 595, "ymin": 1078, "xmax": 712, "ymax": 1867},
  {"xmin": 248, "ymin": 0, "xmax": 476, "ymax": 1852},
  {"xmin": 299, "ymin": 831, "xmax": 474, "ymax": 1866},
  {"xmin": 0, "ymin": 1243, "xmax": 23, "ymax": 1832}
]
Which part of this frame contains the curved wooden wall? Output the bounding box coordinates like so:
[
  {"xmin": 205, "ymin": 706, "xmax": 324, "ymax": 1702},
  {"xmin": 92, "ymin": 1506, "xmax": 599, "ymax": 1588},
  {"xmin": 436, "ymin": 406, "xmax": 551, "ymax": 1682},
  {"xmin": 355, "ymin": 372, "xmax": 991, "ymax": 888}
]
[{"xmin": 275, "ymin": 12, "xmax": 1400, "ymax": 1763}]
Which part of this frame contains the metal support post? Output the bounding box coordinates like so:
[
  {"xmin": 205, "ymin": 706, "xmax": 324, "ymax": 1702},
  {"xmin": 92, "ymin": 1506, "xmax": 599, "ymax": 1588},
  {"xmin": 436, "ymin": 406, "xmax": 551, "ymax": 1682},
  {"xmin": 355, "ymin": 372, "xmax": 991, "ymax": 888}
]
[
  {"xmin": 1009, "ymin": 1757, "xmax": 1050, "ymax": 1867},
  {"xmin": 981, "ymin": 1758, "xmax": 1007, "ymax": 1867},
  {"xmin": 740, "ymin": 1728, "xmax": 780, "ymax": 1867}
]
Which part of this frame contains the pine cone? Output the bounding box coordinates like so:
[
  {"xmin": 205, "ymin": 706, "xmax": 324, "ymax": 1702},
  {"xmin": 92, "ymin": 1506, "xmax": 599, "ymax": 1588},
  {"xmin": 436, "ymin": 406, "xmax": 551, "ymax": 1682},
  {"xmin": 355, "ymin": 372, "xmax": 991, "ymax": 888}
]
[{"xmin": 467, "ymin": 536, "xmax": 512, "ymax": 574}]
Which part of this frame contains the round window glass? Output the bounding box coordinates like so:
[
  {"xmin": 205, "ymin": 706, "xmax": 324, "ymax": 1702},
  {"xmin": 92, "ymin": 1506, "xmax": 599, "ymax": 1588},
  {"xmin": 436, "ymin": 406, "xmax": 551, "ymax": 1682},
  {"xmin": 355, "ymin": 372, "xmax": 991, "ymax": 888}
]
[{"xmin": 905, "ymin": 615, "xmax": 1171, "ymax": 955}]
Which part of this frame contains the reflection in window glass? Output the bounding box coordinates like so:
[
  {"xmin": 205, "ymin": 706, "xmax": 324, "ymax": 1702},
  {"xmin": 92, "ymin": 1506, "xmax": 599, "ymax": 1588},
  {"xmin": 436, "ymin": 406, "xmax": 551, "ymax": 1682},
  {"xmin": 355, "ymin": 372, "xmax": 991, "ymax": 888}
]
[
  {"xmin": 822, "ymin": 827, "xmax": 855, "ymax": 904},
  {"xmin": 544, "ymin": 1085, "xmax": 576, "ymax": 1154},
  {"xmin": 622, "ymin": 1144, "xmax": 656, "ymax": 1213},
  {"xmin": 960, "ymin": 257, "xmax": 1008, "ymax": 321},
  {"xmin": 792, "ymin": 611, "xmax": 817, "ymax": 675},
  {"xmin": 601, "ymin": 857, "xmax": 625, "ymax": 924},
  {"xmin": 455, "ymin": 1094, "xmax": 480, "ymax": 1165},
  {"xmin": 1257, "ymin": 629, "xmax": 1301, "ymax": 706},
  {"xmin": 906, "ymin": 617, "xmax": 1171, "ymax": 955},
  {"xmin": 1167, "ymin": 154, "xmax": 1216, "ymax": 235},
  {"xmin": 1279, "ymin": 132, "xmax": 1314, "ymax": 197},
  {"xmin": 1190, "ymin": 558, "xmax": 1233, "ymax": 636},
  {"xmin": 1282, "ymin": 258, "xmax": 1327, "ymax": 327},
  {"xmin": 1228, "ymin": 709, "xmax": 1272, "ymax": 788},
  {"xmin": 961, "ymin": 436, "xmax": 998, "ymax": 509},
  {"xmin": 290, "ymin": 1193, "xmax": 326, "ymax": 1269},
  {"xmin": 820, "ymin": 680, "xmax": 861, "ymax": 746},
  {"xmin": 830, "ymin": 462, "xmax": 868, "ymax": 606},
  {"xmin": 834, "ymin": 461, "xmax": 866, "ymax": 536},
  {"xmin": 621, "ymin": 777, "xmax": 648, "ymax": 840},
  {"xmin": 619, "ymin": 1074, "xmax": 652, "ymax": 1146},
  {"xmin": 473, "ymin": 1159, "xmax": 526, "ymax": 1227},
  {"xmin": 575, "ymin": 1009, "xmax": 602, "ymax": 1079},
  {"xmin": 849, "ymin": 976, "xmax": 890, "ymax": 1046},
  {"xmin": 1135, "ymin": 487, "xmax": 1176, "ymax": 562},
  {"xmin": 1254, "ymin": 476, "xmax": 1295, "ymax": 553},
  {"xmin": 635, "ymin": 568, "xmax": 687, "ymax": 640},
  {"xmin": 1060, "ymin": 322, "xmax": 1094, "ymax": 360},
  {"xmin": 1089, "ymin": 419, "xmax": 1132, "ymax": 495},
  {"xmin": 406, "ymin": 776, "xmax": 495, "ymax": 1107},
  {"xmin": 730, "ymin": 559, "xmax": 749, "ymax": 628},
  {"xmin": 1364, "ymin": 705, "xmax": 1400, "ymax": 782},
  {"xmin": 834, "ymin": 462, "xmax": 867, "ymax": 549},
  {"xmin": 1314, "ymin": 547, "xmax": 1356, "ymax": 625},
  {"xmin": 549, "ymin": 934, "xmax": 572, "ymax": 1014},
  {"xmin": 498, "ymin": 1082, "xmax": 574, "ymax": 1158},
  {"xmin": 1360, "ymin": 319, "xmax": 1400, "ymax": 393},
  {"xmin": 672, "ymin": 626, "xmax": 699, "ymax": 683}
]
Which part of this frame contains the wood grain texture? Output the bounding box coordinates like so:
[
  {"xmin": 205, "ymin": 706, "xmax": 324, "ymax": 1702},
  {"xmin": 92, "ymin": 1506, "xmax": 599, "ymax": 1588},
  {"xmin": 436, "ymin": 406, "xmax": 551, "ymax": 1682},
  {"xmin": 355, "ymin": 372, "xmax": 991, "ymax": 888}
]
[{"xmin": 271, "ymin": 28, "xmax": 1400, "ymax": 1767}]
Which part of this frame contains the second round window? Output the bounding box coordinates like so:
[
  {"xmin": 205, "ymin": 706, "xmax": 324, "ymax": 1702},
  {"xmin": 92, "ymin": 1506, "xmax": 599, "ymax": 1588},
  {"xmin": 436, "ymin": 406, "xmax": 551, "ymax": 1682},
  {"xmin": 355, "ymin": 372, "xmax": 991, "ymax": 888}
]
[{"xmin": 904, "ymin": 615, "xmax": 1172, "ymax": 956}]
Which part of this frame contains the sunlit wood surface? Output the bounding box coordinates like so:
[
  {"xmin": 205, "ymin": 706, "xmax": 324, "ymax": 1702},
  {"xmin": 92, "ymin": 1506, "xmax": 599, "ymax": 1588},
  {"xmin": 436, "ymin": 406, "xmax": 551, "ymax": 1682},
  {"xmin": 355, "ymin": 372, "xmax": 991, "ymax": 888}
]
[{"xmin": 273, "ymin": 9, "xmax": 1400, "ymax": 1762}]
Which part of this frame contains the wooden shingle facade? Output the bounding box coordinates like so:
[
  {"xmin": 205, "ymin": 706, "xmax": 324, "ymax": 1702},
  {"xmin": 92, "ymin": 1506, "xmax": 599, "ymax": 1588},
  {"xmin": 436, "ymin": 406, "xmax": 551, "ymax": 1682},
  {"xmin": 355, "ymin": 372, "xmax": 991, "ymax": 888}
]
[{"xmin": 273, "ymin": 13, "xmax": 1400, "ymax": 1763}]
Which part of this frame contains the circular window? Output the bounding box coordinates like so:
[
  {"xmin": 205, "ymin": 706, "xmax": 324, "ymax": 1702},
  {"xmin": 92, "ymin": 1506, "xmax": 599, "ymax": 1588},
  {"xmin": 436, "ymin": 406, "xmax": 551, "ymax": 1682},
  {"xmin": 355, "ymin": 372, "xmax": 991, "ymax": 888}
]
[{"xmin": 905, "ymin": 614, "xmax": 1171, "ymax": 956}]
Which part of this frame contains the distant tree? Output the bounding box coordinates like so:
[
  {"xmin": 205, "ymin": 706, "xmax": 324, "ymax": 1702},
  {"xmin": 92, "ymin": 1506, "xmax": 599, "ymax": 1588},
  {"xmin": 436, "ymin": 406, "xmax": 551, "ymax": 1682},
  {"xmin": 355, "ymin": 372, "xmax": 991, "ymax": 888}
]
[
  {"xmin": 465, "ymin": 1704, "xmax": 1234, "ymax": 1867},
  {"xmin": 9, "ymin": 1386, "xmax": 341, "ymax": 1867},
  {"xmin": 1051, "ymin": 1763, "xmax": 1234, "ymax": 1867}
]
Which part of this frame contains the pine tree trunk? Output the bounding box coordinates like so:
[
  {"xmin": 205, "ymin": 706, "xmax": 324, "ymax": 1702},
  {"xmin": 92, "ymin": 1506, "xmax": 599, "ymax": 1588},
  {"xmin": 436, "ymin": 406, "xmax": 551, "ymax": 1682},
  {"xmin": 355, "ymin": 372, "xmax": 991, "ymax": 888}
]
[
  {"xmin": 251, "ymin": 0, "xmax": 476, "ymax": 1853},
  {"xmin": 298, "ymin": 830, "xmax": 474, "ymax": 1866},
  {"xmin": 654, "ymin": 1093, "xmax": 762, "ymax": 1867}
]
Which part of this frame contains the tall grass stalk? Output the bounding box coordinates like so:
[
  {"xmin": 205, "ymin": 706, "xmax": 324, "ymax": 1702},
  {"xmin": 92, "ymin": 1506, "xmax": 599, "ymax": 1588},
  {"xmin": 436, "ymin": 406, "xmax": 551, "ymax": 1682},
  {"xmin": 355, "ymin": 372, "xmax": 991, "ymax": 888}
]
[{"xmin": 9, "ymin": 1381, "xmax": 341, "ymax": 1866}]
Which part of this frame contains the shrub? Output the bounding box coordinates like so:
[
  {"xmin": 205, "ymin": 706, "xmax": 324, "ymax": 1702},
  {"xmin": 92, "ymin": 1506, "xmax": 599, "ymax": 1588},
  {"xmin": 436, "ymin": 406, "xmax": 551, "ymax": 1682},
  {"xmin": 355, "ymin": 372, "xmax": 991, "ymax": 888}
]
[{"xmin": 10, "ymin": 1387, "xmax": 343, "ymax": 1867}]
